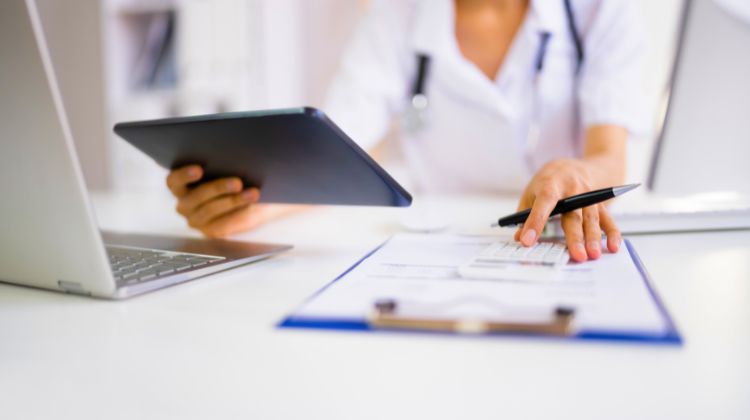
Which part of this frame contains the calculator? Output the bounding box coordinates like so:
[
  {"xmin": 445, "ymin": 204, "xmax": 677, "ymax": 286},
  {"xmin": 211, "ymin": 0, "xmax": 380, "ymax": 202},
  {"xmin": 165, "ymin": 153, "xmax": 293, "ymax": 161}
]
[{"xmin": 458, "ymin": 240, "xmax": 570, "ymax": 282}]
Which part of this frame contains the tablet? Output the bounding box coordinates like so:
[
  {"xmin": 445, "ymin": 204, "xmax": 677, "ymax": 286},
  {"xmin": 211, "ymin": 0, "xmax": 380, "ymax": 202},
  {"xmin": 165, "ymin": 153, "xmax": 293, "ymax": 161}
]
[{"xmin": 114, "ymin": 107, "xmax": 412, "ymax": 206}]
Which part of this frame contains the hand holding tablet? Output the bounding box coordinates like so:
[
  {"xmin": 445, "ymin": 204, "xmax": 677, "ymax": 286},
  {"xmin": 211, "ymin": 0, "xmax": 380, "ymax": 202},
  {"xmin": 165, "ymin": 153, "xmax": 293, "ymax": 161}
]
[{"xmin": 115, "ymin": 107, "xmax": 412, "ymax": 236}]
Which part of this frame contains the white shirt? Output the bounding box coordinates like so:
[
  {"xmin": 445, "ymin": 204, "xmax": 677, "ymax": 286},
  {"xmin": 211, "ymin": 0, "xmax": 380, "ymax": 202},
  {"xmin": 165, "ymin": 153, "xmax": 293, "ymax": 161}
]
[{"xmin": 324, "ymin": 0, "xmax": 647, "ymax": 194}]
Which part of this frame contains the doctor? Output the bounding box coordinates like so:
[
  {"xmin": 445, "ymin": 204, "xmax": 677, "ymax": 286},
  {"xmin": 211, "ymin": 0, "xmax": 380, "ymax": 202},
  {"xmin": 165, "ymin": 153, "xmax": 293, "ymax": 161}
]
[{"xmin": 166, "ymin": 0, "xmax": 646, "ymax": 262}]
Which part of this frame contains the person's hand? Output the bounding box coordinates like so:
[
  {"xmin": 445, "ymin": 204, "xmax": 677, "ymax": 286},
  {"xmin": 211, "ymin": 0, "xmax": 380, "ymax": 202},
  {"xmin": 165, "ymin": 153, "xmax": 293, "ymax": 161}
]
[
  {"xmin": 166, "ymin": 165, "xmax": 262, "ymax": 238},
  {"xmin": 514, "ymin": 159, "xmax": 622, "ymax": 262}
]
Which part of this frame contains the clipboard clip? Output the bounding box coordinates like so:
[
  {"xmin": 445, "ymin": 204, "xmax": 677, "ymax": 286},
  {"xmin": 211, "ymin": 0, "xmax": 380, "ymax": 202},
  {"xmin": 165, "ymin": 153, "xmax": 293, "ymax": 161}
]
[{"xmin": 368, "ymin": 299, "xmax": 576, "ymax": 336}]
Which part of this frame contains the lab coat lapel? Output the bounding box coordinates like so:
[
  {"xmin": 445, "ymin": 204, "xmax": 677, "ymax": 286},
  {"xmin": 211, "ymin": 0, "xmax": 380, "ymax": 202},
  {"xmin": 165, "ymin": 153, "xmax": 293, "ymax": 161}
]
[
  {"xmin": 409, "ymin": 0, "xmax": 508, "ymax": 116},
  {"xmin": 494, "ymin": 0, "xmax": 565, "ymax": 117}
]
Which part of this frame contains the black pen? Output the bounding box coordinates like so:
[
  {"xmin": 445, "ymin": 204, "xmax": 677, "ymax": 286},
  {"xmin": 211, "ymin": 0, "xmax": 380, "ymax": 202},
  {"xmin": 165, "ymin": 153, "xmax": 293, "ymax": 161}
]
[{"xmin": 493, "ymin": 184, "xmax": 640, "ymax": 227}]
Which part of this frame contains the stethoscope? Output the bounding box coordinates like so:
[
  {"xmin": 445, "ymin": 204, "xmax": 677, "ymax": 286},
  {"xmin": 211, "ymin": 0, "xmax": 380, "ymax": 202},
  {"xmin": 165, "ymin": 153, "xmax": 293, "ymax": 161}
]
[
  {"xmin": 402, "ymin": 0, "xmax": 585, "ymax": 148},
  {"xmin": 401, "ymin": 54, "xmax": 432, "ymax": 133}
]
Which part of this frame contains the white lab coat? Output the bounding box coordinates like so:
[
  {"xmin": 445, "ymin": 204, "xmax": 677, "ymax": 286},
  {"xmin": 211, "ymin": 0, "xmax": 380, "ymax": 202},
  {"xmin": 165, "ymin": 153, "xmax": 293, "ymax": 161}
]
[{"xmin": 324, "ymin": 0, "xmax": 647, "ymax": 194}]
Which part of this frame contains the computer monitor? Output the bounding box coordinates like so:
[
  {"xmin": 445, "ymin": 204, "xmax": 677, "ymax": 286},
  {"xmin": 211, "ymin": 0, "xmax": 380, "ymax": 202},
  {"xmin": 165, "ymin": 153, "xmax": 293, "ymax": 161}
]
[{"xmin": 648, "ymin": 0, "xmax": 750, "ymax": 196}]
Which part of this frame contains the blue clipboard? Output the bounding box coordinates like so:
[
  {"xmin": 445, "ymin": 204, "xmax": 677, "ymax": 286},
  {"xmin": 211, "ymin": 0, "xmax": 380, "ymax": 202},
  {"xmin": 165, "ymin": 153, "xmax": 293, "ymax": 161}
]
[{"xmin": 279, "ymin": 239, "xmax": 682, "ymax": 345}]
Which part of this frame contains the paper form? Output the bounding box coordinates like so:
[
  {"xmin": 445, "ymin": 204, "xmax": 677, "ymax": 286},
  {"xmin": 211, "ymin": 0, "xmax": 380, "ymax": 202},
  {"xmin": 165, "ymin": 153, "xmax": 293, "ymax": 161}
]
[{"xmin": 289, "ymin": 234, "xmax": 670, "ymax": 336}]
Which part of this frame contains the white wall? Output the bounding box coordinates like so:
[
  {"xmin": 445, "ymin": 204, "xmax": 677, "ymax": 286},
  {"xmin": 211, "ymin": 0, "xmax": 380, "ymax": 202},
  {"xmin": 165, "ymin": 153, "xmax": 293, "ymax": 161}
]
[{"xmin": 36, "ymin": 0, "xmax": 109, "ymax": 190}]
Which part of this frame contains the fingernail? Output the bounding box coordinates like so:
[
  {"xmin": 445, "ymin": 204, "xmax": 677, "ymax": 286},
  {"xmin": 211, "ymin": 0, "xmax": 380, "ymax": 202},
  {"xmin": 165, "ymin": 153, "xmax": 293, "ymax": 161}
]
[
  {"xmin": 521, "ymin": 229, "xmax": 537, "ymax": 245},
  {"xmin": 188, "ymin": 167, "xmax": 201, "ymax": 178},
  {"xmin": 573, "ymin": 242, "xmax": 587, "ymax": 261},
  {"xmin": 609, "ymin": 236, "xmax": 622, "ymax": 252},
  {"xmin": 242, "ymin": 189, "xmax": 258, "ymax": 201},
  {"xmin": 227, "ymin": 179, "xmax": 241, "ymax": 191},
  {"xmin": 588, "ymin": 240, "xmax": 600, "ymax": 251}
]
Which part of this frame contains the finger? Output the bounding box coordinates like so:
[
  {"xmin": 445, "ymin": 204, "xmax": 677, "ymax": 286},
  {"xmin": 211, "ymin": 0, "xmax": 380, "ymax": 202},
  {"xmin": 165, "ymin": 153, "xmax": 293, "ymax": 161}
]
[
  {"xmin": 582, "ymin": 206, "xmax": 602, "ymax": 260},
  {"xmin": 561, "ymin": 210, "xmax": 587, "ymax": 262},
  {"xmin": 166, "ymin": 165, "xmax": 203, "ymax": 197},
  {"xmin": 514, "ymin": 191, "xmax": 533, "ymax": 241},
  {"xmin": 200, "ymin": 205, "xmax": 264, "ymax": 238},
  {"xmin": 519, "ymin": 188, "xmax": 559, "ymax": 247},
  {"xmin": 177, "ymin": 177, "xmax": 243, "ymax": 215},
  {"xmin": 516, "ymin": 189, "xmax": 534, "ymax": 211},
  {"xmin": 598, "ymin": 204, "xmax": 622, "ymax": 253},
  {"xmin": 187, "ymin": 188, "xmax": 260, "ymax": 228}
]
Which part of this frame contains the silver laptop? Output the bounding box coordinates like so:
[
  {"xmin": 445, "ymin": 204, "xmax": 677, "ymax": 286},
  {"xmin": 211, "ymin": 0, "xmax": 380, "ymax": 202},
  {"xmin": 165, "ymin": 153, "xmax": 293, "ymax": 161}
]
[
  {"xmin": 0, "ymin": 0, "xmax": 291, "ymax": 299},
  {"xmin": 610, "ymin": 0, "xmax": 750, "ymax": 234}
]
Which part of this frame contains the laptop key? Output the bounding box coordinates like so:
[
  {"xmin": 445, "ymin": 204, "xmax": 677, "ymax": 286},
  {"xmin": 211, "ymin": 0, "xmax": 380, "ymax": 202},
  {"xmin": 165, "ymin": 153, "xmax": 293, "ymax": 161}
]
[
  {"xmin": 107, "ymin": 246, "xmax": 229, "ymax": 287},
  {"xmin": 156, "ymin": 267, "xmax": 175, "ymax": 275},
  {"xmin": 138, "ymin": 272, "xmax": 158, "ymax": 281},
  {"xmin": 131, "ymin": 262, "xmax": 152, "ymax": 271},
  {"xmin": 136, "ymin": 268, "xmax": 160, "ymax": 278},
  {"xmin": 169, "ymin": 262, "xmax": 193, "ymax": 272},
  {"xmin": 122, "ymin": 271, "xmax": 139, "ymax": 280},
  {"xmin": 188, "ymin": 261, "xmax": 209, "ymax": 267}
]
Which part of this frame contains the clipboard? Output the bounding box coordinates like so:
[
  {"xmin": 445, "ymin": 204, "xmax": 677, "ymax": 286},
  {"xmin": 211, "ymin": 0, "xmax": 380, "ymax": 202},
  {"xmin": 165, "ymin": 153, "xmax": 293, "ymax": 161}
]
[{"xmin": 279, "ymin": 236, "xmax": 682, "ymax": 345}]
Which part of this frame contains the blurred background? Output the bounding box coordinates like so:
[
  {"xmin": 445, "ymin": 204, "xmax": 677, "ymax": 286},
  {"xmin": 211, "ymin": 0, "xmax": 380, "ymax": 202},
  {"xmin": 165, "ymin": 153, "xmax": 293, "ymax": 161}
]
[{"xmin": 35, "ymin": 0, "xmax": 684, "ymax": 192}]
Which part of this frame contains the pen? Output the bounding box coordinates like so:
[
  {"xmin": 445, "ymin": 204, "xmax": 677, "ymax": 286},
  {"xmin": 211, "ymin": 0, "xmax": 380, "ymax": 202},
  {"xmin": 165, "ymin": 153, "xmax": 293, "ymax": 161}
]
[{"xmin": 492, "ymin": 184, "xmax": 640, "ymax": 227}]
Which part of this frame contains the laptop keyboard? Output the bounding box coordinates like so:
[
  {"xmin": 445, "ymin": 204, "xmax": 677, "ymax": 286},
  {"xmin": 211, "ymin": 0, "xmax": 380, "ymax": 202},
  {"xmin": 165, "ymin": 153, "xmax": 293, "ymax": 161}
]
[{"xmin": 107, "ymin": 246, "xmax": 226, "ymax": 287}]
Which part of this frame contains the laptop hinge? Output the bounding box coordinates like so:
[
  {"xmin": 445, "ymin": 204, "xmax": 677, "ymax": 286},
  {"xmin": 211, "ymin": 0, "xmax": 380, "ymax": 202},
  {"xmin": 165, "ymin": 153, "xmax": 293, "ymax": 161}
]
[{"xmin": 58, "ymin": 280, "xmax": 91, "ymax": 296}]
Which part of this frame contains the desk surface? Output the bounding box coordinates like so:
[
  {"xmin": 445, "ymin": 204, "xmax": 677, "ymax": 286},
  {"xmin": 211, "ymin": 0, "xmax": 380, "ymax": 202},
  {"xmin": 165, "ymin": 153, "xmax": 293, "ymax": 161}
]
[{"xmin": 1, "ymin": 191, "xmax": 749, "ymax": 420}]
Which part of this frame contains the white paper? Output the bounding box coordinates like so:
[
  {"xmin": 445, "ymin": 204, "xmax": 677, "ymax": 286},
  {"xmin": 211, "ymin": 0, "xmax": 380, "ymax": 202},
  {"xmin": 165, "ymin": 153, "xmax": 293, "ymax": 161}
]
[{"xmin": 292, "ymin": 234, "xmax": 669, "ymax": 335}]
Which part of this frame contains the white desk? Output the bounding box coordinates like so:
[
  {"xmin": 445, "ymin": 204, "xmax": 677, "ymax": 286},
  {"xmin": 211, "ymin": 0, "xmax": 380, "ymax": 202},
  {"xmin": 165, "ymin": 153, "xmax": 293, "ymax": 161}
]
[{"xmin": 1, "ymin": 191, "xmax": 749, "ymax": 420}]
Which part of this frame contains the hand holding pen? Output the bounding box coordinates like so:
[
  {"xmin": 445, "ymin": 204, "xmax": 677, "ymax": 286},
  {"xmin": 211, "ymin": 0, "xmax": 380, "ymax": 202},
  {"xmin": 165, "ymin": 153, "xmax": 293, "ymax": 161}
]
[{"xmin": 508, "ymin": 161, "xmax": 639, "ymax": 263}]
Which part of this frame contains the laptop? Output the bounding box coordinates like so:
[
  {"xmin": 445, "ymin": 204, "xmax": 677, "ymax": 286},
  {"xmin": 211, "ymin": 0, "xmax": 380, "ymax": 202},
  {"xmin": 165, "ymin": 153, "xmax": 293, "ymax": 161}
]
[
  {"xmin": 0, "ymin": 0, "xmax": 291, "ymax": 299},
  {"xmin": 609, "ymin": 0, "xmax": 750, "ymax": 234}
]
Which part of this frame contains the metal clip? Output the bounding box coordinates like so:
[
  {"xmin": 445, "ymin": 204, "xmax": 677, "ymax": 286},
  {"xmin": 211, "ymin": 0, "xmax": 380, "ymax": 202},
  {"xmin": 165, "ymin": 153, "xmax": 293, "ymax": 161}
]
[{"xmin": 368, "ymin": 299, "xmax": 575, "ymax": 336}]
